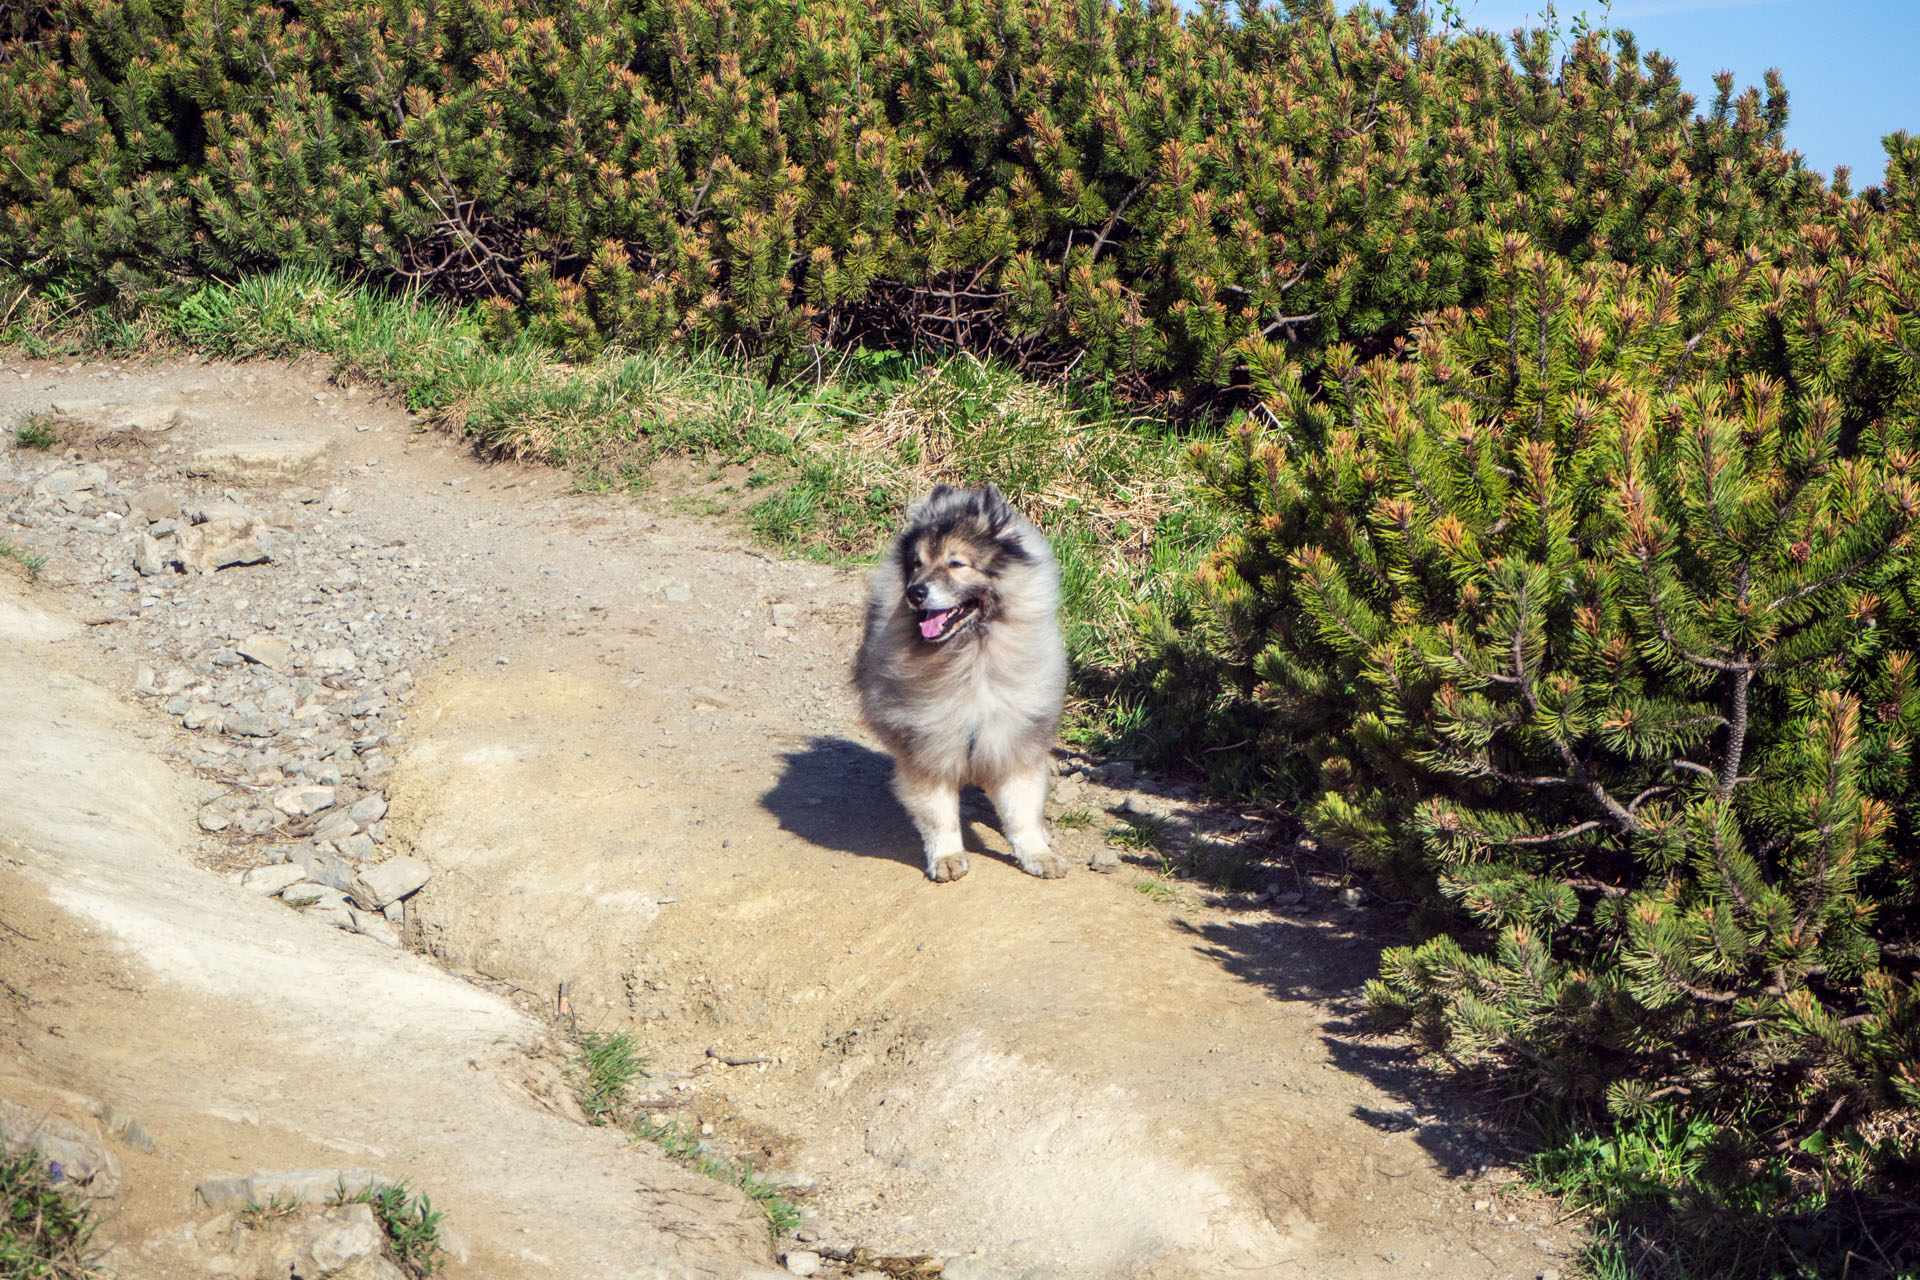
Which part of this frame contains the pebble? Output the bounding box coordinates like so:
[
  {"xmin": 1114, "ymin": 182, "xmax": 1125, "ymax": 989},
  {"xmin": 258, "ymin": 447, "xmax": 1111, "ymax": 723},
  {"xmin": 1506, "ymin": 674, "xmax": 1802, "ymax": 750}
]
[
  {"xmin": 236, "ymin": 633, "xmax": 291, "ymax": 670},
  {"xmin": 274, "ymin": 785, "xmax": 336, "ymax": 816},
  {"xmin": 197, "ymin": 804, "xmax": 232, "ymax": 832},
  {"xmin": 782, "ymin": 1250, "xmax": 822, "ymax": 1277},
  {"xmin": 239, "ymin": 864, "xmax": 307, "ymax": 895},
  {"xmin": 347, "ymin": 856, "xmax": 432, "ymax": 910}
]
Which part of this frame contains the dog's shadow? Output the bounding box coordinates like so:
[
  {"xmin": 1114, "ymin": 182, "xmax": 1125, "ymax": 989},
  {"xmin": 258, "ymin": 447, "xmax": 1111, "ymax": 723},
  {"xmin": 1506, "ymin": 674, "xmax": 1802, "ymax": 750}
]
[{"xmin": 760, "ymin": 736, "xmax": 1008, "ymax": 871}]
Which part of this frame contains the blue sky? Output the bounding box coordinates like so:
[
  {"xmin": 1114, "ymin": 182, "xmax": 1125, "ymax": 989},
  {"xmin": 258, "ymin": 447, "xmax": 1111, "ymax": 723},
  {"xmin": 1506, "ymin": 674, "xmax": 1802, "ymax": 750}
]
[{"xmin": 1368, "ymin": 1, "xmax": 1920, "ymax": 187}]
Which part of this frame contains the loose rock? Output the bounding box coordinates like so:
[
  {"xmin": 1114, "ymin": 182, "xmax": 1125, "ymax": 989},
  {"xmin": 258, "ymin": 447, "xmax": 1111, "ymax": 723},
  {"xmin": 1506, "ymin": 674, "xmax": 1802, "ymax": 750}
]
[
  {"xmin": 274, "ymin": 785, "xmax": 336, "ymax": 817},
  {"xmin": 240, "ymin": 864, "xmax": 308, "ymax": 895},
  {"xmin": 236, "ymin": 633, "xmax": 292, "ymax": 670},
  {"xmin": 185, "ymin": 439, "xmax": 328, "ymax": 483},
  {"xmin": 347, "ymin": 856, "xmax": 431, "ymax": 910},
  {"xmin": 194, "ymin": 1168, "xmax": 394, "ymax": 1212}
]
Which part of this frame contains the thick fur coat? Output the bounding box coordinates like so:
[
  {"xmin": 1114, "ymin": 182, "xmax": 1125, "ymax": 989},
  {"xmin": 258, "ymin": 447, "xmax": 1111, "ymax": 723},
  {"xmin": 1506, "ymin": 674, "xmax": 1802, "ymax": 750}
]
[{"xmin": 853, "ymin": 484, "xmax": 1068, "ymax": 882}]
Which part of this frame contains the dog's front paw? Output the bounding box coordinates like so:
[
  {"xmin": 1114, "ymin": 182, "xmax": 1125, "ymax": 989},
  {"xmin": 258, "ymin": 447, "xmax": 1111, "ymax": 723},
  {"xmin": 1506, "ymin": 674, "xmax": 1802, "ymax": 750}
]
[
  {"xmin": 1017, "ymin": 849, "xmax": 1070, "ymax": 879},
  {"xmin": 928, "ymin": 853, "xmax": 971, "ymax": 883}
]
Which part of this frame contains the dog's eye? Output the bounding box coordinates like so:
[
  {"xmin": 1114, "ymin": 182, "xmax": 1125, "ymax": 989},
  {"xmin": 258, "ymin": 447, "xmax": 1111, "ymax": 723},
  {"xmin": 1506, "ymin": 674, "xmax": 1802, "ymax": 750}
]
[{"xmin": 948, "ymin": 558, "xmax": 967, "ymax": 569}]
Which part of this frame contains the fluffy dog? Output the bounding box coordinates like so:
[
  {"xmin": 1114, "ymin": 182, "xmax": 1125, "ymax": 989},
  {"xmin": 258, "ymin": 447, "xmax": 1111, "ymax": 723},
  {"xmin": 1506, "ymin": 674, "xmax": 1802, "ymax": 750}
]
[{"xmin": 853, "ymin": 484, "xmax": 1068, "ymax": 882}]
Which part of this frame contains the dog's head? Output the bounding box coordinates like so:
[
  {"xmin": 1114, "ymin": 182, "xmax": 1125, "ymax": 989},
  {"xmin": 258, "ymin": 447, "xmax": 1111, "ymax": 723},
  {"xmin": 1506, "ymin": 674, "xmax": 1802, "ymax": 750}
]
[{"xmin": 891, "ymin": 484, "xmax": 1038, "ymax": 645}]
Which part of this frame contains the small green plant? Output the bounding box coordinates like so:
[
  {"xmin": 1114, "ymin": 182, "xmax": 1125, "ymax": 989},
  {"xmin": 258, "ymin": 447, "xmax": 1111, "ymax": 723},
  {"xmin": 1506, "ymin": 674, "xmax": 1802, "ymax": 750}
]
[
  {"xmin": 631, "ymin": 1117, "xmax": 801, "ymax": 1237},
  {"xmin": 572, "ymin": 1030, "xmax": 647, "ymax": 1126},
  {"xmin": 236, "ymin": 1193, "xmax": 303, "ymax": 1229},
  {"xmin": 12, "ymin": 416, "xmax": 55, "ymax": 451},
  {"xmin": 0, "ymin": 538, "xmax": 46, "ymax": 580},
  {"xmin": 1105, "ymin": 815, "xmax": 1166, "ymax": 854},
  {"xmin": 1052, "ymin": 809, "xmax": 1096, "ymax": 830},
  {"xmin": 342, "ymin": 1182, "xmax": 445, "ymax": 1279},
  {"xmin": 1519, "ymin": 1104, "xmax": 1906, "ymax": 1279},
  {"xmin": 1131, "ymin": 876, "xmax": 1180, "ymax": 904},
  {"xmin": 0, "ymin": 1147, "xmax": 100, "ymax": 1279}
]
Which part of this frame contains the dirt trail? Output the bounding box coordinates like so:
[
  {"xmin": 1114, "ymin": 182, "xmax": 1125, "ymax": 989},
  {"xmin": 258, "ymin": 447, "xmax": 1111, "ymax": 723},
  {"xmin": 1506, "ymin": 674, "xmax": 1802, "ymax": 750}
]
[{"xmin": 0, "ymin": 354, "xmax": 1573, "ymax": 1279}]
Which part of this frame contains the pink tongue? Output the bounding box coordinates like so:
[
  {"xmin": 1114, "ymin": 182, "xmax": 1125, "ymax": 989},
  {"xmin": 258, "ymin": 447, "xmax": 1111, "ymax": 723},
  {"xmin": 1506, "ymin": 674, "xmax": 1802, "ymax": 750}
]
[{"xmin": 919, "ymin": 610, "xmax": 951, "ymax": 639}]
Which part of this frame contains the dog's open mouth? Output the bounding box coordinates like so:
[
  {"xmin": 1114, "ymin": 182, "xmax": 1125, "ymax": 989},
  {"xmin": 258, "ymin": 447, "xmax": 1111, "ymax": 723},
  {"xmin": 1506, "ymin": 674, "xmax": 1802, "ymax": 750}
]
[{"xmin": 917, "ymin": 601, "xmax": 979, "ymax": 642}]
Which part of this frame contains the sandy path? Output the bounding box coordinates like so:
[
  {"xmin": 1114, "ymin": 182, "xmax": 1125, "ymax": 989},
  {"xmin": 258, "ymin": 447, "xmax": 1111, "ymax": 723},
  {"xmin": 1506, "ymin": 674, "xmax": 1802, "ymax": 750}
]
[{"xmin": 0, "ymin": 352, "xmax": 1571, "ymax": 1279}]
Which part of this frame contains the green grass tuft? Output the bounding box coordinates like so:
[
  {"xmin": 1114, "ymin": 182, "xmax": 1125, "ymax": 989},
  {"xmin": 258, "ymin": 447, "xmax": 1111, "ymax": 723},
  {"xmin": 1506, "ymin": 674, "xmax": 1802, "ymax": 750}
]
[
  {"xmin": 0, "ymin": 538, "xmax": 46, "ymax": 581},
  {"xmin": 340, "ymin": 1182, "xmax": 446, "ymax": 1278},
  {"xmin": 236, "ymin": 1193, "xmax": 304, "ymax": 1229},
  {"xmin": 572, "ymin": 1030, "xmax": 648, "ymax": 1126},
  {"xmin": 1052, "ymin": 809, "xmax": 1097, "ymax": 830},
  {"xmin": 631, "ymin": 1116, "xmax": 802, "ymax": 1237},
  {"xmin": 1105, "ymin": 814, "xmax": 1167, "ymax": 853},
  {"xmin": 12, "ymin": 415, "xmax": 56, "ymax": 451},
  {"xmin": 0, "ymin": 1146, "xmax": 101, "ymax": 1279}
]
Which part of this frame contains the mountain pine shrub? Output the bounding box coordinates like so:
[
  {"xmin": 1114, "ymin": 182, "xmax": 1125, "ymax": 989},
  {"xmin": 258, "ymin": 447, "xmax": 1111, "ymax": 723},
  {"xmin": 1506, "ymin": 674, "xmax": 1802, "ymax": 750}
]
[
  {"xmin": 0, "ymin": 0, "xmax": 1837, "ymax": 396},
  {"xmin": 1178, "ymin": 230, "xmax": 1920, "ymax": 1184}
]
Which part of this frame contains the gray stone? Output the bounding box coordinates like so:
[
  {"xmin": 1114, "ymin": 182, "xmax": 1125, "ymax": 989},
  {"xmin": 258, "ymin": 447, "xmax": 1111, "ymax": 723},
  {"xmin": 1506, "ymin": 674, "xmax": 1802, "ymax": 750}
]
[
  {"xmin": 310, "ymin": 902, "xmax": 356, "ymax": 931},
  {"xmin": 185, "ymin": 439, "xmax": 328, "ymax": 483},
  {"xmin": 335, "ymin": 832, "xmax": 377, "ymax": 862},
  {"xmin": 193, "ymin": 1167, "xmax": 393, "ymax": 1212},
  {"xmin": 236, "ymin": 633, "xmax": 292, "ymax": 670},
  {"xmin": 303, "ymin": 1202, "xmax": 386, "ymax": 1273},
  {"xmin": 186, "ymin": 498, "xmax": 251, "ymax": 525},
  {"xmin": 347, "ymin": 794, "xmax": 387, "ymax": 824},
  {"xmin": 0, "ymin": 1099, "xmax": 121, "ymax": 1197},
  {"xmin": 231, "ymin": 804, "xmax": 274, "ymax": 832},
  {"xmin": 274, "ymin": 784, "xmax": 335, "ymax": 816},
  {"xmin": 769, "ymin": 602, "xmax": 799, "ymax": 626},
  {"xmin": 225, "ymin": 712, "xmax": 280, "ymax": 738},
  {"xmin": 782, "ymin": 1251, "xmax": 822, "ymax": 1277},
  {"xmin": 48, "ymin": 397, "xmax": 109, "ymax": 419},
  {"xmin": 312, "ymin": 811, "xmax": 360, "ymax": 844},
  {"xmin": 308, "ymin": 647, "xmax": 358, "ymax": 673},
  {"xmin": 1088, "ymin": 846, "xmax": 1120, "ymax": 873},
  {"xmin": 88, "ymin": 1102, "xmax": 156, "ymax": 1154},
  {"xmin": 293, "ymin": 848, "xmax": 357, "ymax": 893},
  {"xmin": 1339, "ymin": 886, "xmax": 1364, "ymax": 908},
  {"xmin": 347, "ymin": 908, "xmax": 402, "ymax": 948},
  {"xmin": 240, "ymin": 864, "xmax": 307, "ymax": 895},
  {"xmin": 114, "ymin": 403, "xmax": 183, "ymax": 432},
  {"xmin": 661, "ymin": 582, "xmax": 693, "ymax": 603},
  {"xmin": 33, "ymin": 469, "xmax": 92, "ymax": 498},
  {"xmin": 279, "ymin": 882, "xmax": 330, "ymax": 907},
  {"xmin": 133, "ymin": 532, "xmax": 178, "ymax": 577},
  {"xmin": 347, "ymin": 856, "xmax": 430, "ymax": 910},
  {"xmin": 176, "ymin": 517, "xmax": 273, "ymax": 573},
  {"xmin": 198, "ymin": 804, "xmax": 232, "ymax": 833}
]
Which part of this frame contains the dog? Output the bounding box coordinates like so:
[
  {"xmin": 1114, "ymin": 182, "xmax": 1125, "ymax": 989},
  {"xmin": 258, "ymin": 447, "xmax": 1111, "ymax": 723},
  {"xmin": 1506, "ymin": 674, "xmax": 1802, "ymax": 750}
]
[{"xmin": 853, "ymin": 483, "xmax": 1069, "ymax": 883}]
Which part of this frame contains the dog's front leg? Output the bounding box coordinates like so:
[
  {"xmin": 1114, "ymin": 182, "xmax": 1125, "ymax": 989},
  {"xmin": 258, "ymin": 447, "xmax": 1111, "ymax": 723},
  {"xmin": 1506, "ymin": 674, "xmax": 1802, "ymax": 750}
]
[
  {"xmin": 994, "ymin": 761, "xmax": 1067, "ymax": 879},
  {"xmin": 895, "ymin": 766, "xmax": 968, "ymax": 882}
]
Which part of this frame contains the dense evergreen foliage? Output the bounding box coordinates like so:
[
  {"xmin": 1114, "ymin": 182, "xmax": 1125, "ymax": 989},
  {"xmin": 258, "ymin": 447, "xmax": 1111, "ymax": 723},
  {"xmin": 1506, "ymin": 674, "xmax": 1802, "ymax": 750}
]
[
  {"xmin": 1164, "ymin": 178, "xmax": 1920, "ymax": 1254},
  {"xmin": 0, "ymin": 0, "xmax": 1830, "ymax": 396}
]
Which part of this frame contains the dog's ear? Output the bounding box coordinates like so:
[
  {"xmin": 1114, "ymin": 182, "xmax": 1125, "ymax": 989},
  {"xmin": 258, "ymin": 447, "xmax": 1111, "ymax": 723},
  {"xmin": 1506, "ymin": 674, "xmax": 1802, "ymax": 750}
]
[
  {"xmin": 980, "ymin": 483, "xmax": 1013, "ymax": 529},
  {"xmin": 908, "ymin": 483, "xmax": 954, "ymax": 523}
]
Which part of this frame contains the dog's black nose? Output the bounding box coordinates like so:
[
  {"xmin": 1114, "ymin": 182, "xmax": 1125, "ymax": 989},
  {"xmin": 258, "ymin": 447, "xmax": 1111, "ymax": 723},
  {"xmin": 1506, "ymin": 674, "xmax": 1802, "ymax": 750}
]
[{"xmin": 905, "ymin": 583, "xmax": 929, "ymax": 607}]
